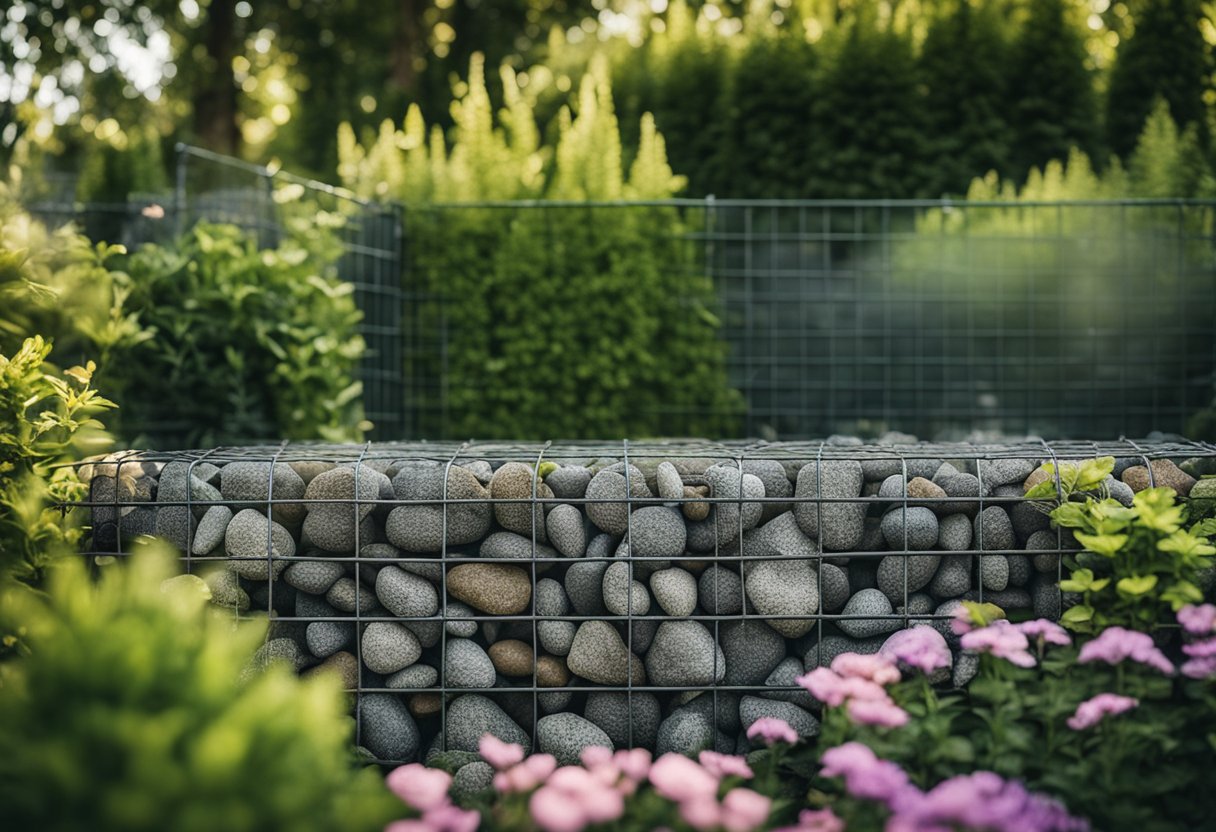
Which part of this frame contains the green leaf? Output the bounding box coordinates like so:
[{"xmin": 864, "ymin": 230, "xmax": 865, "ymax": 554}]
[
  {"xmin": 1074, "ymin": 532, "xmax": 1128, "ymax": 557},
  {"xmin": 1060, "ymin": 604, "xmax": 1095, "ymax": 625},
  {"xmin": 1116, "ymin": 575, "xmax": 1158, "ymax": 597}
]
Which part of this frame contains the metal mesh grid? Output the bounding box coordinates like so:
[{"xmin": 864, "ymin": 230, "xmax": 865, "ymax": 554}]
[
  {"xmin": 68, "ymin": 437, "xmax": 1216, "ymax": 763},
  {"xmin": 401, "ymin": 199, "xmax": 1216, "ymax": 440}
]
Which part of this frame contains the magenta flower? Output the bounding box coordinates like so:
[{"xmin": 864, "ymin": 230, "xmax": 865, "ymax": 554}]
[
  {"xmin": 950, "ymin": 605, "xmax": 976, "ymax": 636},
  {"xmin": 1178, "ymin": 603, "xmax": 1216, "ymax": 635},
  {"xmin": 699, "ymin": 750, "xmax": 754, "ymax": 780},
  {"xmin": 479, "ymin": 733, "xmax": 525, "ymax": 770},
  {"xmin": 796, "ymin": 667, "xmax": 887, "ymax": 707},
  {"xmin": 1078, "ymin": 627, "xmax": 1175, "ymax": 675},
  {"xmin": 846, "ymin": 696, "xmax": 910, "ymax": 728},
  {"xmin": 420, "ymin": 803, "xmax": 480, "ymax": 832},
  {"xmin": 819, "ymin": 742, "xmax": 916, "ymax": 807},
  {"xmin": 891, "ymin": 771, "xmax": 1089, "ymax": 832},
  {"xmin": 960, "ymin": 619, "xmax": 1036, "ymax": 668},
  {"xmin": 1181, "ymin": 655, "xmax": 1216, "ymax": 679},
  {"xmin": 745, "ymin": 716, "xmax": 799, "ymax": 746},
  {"xmin": 386, "ymin": 764, "xmax": 453, "ymax": 812},
  {"xmin": 1182, "ymin": 638, "xmax": 1216, "ymax": 658},
  {"xmin": 772, "ymin": 808, "xmax": 845, "ymax": 832},
  {"xmin": 385, "ymin": 822, "xmax": 433, "ymax": 832},
  {"xmin": 1016, "ymin": 619, "xmax": 1072, "ymax": 647},
  {"xmin": 880, "ymin": 627, "xmax": 952, "ymax": 675},
  {"xmin": 1066, "ymin": 693, "xmax": 1139, "ymax": 730},
  {"xmin": 830, "ymin": 651, "xmax": 901, "ymax": 685},
  {"xmin": 648, "ymin": 752, "xmax": 720, "ymax": 802},
  {"xmin": 721, "ymin": 788, "xmax": 772, "ymax": 832},
  {"xmin": 493, "ymin": 753, "xmax": 557, "ymax": 793},
  {"xmin": 613, "ymin": 748, "xmax": 652, "ymax": 784},
  {"xmin": 679, "ymin": 796, "xmax": 723, "ymax": 832}
]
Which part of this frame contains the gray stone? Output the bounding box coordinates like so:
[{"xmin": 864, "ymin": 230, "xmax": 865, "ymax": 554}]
[
  {"xmin": 746, "ymin": 559, "xmax": 819, "ymax": 638},
  {"xmin": 224, "ymin": 508, "xmax": 293, "ymax": 580},
  {"xmin": 451, "ymin": 761, "xmax": 495, "ymax": 801},
  {"xmin": 656, "ymin": 462, "xmax": 685, "ymax": 501},
  {"xmin": 297, "ymin": 591, "xmax": 337, "ymax": 619},
  {"xmin": 538, "ymin": 621, "xmax": 576, "ymax": 656},
  {"xmin": 932, "ymin": 462, "xmax": 960, "ymax": 485},
  {"xmin": 386, "ymin": 464, "xmax": 492, "ymax": 553},
  {"xmin": 443, "ymin": 694, "xmax": 531, "ymax": 754},
  {"xmin": 877, "ymin": 474, "xmax": 907, "ymax": 500},
  {"xmin": 155, "ymin": 461, "xmax": 194, "ymax": 550},
  {"xmin": 849, "ymin": 558, "xmax": 880, "ymax": 592},
  {"xmin": 821, "ymin": 563, "xmax": 850, "ymax": 613},
  {"xmin": 656, "ymin": 710, "xmax": 714, "ymax": 756},
  {"xmin": 1025, "ymin": 529, "xmax": 1062, "ymax": 573},
  {"xmin": 204, "ymin": 568, "xmax": 250, "ymax": 612},
  {"xmin": 793, "ymin": 461, "xmax": 866, "ymax": 551},
  {"xmin": 362, "ymin": 622, "xmax": 422, "ymax": 674},
  {"xmin": 546, "ymin": 466, "xmax": 592, "ymax": 500},
  {"xmin": 585, "ymin": 691, "xmax": 661, "ymax": 750},
  {"xmin": 762, "ymin": 657, "xmax": 817, "ymax": 710},
  {"xmin": 444, "ymin": 601, "xmax": 480, "ymax": 638},
  {"xmin": 677, "ymin": 691, "xmax": 742, "ymax": 735},
  {"xmin": 386, "ymin": 663, "xmax": 438, "ymax": 689},
  {"xmin": 479, "ymin": 531, "xmax": 558, "ymax": 561},
  {"xmin": 325, "ymin": 577, "xmax": 379, "ymax": 614},
  {"xmin": 651, "ymin": 567, "xmax": 698, "ymax": 617},
  {"xmin": 565, "ymin": 560, "xmax": 608, "ymax": 616},
  {"xmin": 220, "ymin": 461, "xmax": 306, "ymax": 526},
  {"xmin": 445, "ymin": 638, "xmax": 497, "ymax": 688},
  {"xmin": 405, "ymin": 620, "xmax": 443, "ymax": 649},
  {"xmin": 931, "ymin": 600, "xmax": 966, "ymax": 650},
  {"xmin": 303, "ymin": 464, "xmax": 381, "ymax": 553},
  {"xmin": 981, "ymin": 587, "xmax": 1032, "ymax": 610},
  {"xmin": 838, "ymin": 589, "xmax": 900, "ymax": 639},
  {"xmin": 537, "ymin": 713, "xmax": 613, "ymax": 766},
  {"xmin": 877, "ymin": 552, "xmax": 941, "ymax": 603},
  {"xmin": 743, "ymin": 459, "xmax": 794, "ymax": 523},
  {"xmin": 603, "ymin": 561, "xmax": 650, "ymax": 617},
  {"xmin": 1106, "ymin": 476, "xmax": 1134, "ymax": 507},
  {"xmin": 720, "ymin": 620, "xmax": 785, "ymax": 686},
  {"xmin": 646, "ymin": 621, "xmax": 726, "ymax": 687},
  {"xmin": 974, "ymin": 507, "xmax": 1013, "ymax": 591},
  {"xmin": 284, "ymin": 558, "xmax": 344, "ymax": 595},
  {"xmin": 699, "ymin": 566, "xmax": 744, "ymax": 615},
  {"xmin": 938, "ymin": 513, "xmax": 972, "ymax": 551},
  {"xmin": 881, "ymin": 506, "xmax": 939, "ymax": 551},
  {"xmin": 586, "ymin": 469, "xmax": 651, "ymax": 536},
  {"xmin": 627, "ymin": 506, "xmax": 687, "ymax": 560},
  {"xmin": 535, "ymin": 578, "xmax": 570, "ymax": 616},
  {"xmin": 1007, "ymin": 554, "xmax": 1031, "ymax": 588},
  {"xmin": 360, "ymin": 694, "xmax": 420, "ymax": 761},
  {"xmin": 928, "ymin": 554, "xmax": 972, "ymax": 600},
  {"xmin": 704, "ymin": 464, "xmax": 758, "ymax": 546},
  {"xmin": 939, "ymin": 472, "xmax": 981, "ymax": 516},
  {"xmin": 192, "ymin": 505, "xmax": 232, "ymax": 556},
  {"xmin": 685, "ymin": 517, "xmax": 718, "ymax": 553},
  {"xmin": 897, "ymin": 592, "xmax": 935, "ymax": 617},
  {"xmin": 746, "ymin": 511, "xmax": 819, "ymax": 561},
  {"xmin": 739, "ymin": 696, "xmax": 820, "ymax": 745},
  {"xmin": 952, "ymin": 651, "xmax": 980, "ymax": 687},
  {"xmin": 546, "ymin": 505, "xmax": 587, "ymax": 558},
  {"xmin": 978, "ymin": 457, "xmax": 1040, "ymax": 489},
  {"xmin": 567, "ymin": 621, "xmax": 645, "ymax": 685},
  {"xmin": 376, "ymin": 565, "xmax": 439, "ymax": 618},
  {"xmin": 980, "ymin": 555, "xmax": 1010, "ymax": 592},
  {"xmin": 490, "ymin": 462, "xmax": 552, "ymax": 541},
  {"xmin": 1032, "ymin": 577, "xmax": 1062, "ymax": 619},
  {"xmin": 539, "ymin": 691, "xmax": 575, "ymax": 714}
]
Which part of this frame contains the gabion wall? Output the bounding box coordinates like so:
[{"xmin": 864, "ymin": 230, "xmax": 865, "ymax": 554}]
[{"xmin": 77, "ymin": 439, "xmax": 1216, "ymax": 765}]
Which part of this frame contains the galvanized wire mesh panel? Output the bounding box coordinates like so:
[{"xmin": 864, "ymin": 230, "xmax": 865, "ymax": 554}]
[
  {"xmin": 69, "ymin": 438, "xmax": 1216, "ymax": 762},
  {"xmin": 402, "ymin": 199, "xmax": 1216, "ymax": 441}
]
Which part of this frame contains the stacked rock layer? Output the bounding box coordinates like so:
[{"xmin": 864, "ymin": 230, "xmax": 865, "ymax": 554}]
[{"xmin": 84, "ymin": 440, "xmax": 1214, "ymax": 767}]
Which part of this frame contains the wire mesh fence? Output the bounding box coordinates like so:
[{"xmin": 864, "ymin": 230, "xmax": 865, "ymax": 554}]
[
  {"xmin": 24, "ymin": 145, "xmax": 406, "ymax": 442},
  {"xmin": 402, "ymin": 199, "xmax": 1216, "ymax": 441},
  {"xmin": 69, "ymin": 438, "xmax": 1216, "ymax": 762}
]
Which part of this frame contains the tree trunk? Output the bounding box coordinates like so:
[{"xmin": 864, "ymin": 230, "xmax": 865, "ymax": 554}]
[{"xmin": 193, "ymin": 0, "xmax": 240, "ymax": 154}]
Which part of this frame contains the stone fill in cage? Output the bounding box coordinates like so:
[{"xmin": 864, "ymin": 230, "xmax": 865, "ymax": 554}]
[{"xmin": 73, "ymin": 439, "xmax": 1216, "ymax": 765}]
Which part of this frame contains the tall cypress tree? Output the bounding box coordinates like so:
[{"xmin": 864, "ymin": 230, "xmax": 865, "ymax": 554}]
[
  {"xmin": 919, "ymin": 0, "xmax": 1014, "ymax": 196},
  {"xmin": 1007, "ymin": 0, "xmax": 1099, "ymax": 179},
  {"xmin": 1106, "ymin": 0, "xmax": 1211, "ymax": 160}
]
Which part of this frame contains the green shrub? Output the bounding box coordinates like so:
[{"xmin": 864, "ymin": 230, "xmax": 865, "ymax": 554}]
[{"xmin": 0, "ymin": 546, "xmax": 398, "ymax": 831}]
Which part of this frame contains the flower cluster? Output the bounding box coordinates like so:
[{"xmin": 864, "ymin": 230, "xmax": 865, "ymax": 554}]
[
  {"xmin": 746, "ymin": 717, "xmax": 799, "ymax": 746},
  {"xmin": 1066, "ymin": 693, "xmax": 1139, "ymax": 731},
  {"xmin": 385, "ymin": 765, "xmax": 479, "ymax": 832},
  {"xmin": 1178, "ymin": 604, "xmax": 1216, "ymax": 679},
  {"xmin": 772, "ymin": 808, "xmax": 846, "ymax": 832},
  {"xmin": 878, "ymin": 626, "xmax": 952, "ymax": 676},
  {"xmin": 650, "ymin": 751, "xmax": 771, "ymax": 832},
  {"xmin": 960, "ymin": 619, "xmax": 1037, "ymax": 667},
  {"xmin": 820, "ymin": 742, "xmax": 1089, "ymax": 832},
  {"xmin": 1077, "ymin": 626, "xmax": 1174, "ymax": 676},
  {"xmin": 797, "ymin": 652, "xmax": 909, "ymax": 728}
]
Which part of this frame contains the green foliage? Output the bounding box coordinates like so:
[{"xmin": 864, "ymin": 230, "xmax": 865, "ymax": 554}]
[
  {"xmin": 75, "ymin": 126, "xmax": 169, "ymax": 203},
  {"xmin": 0, "ymin": 336, "xmax": 115, "ymax": 584},
  {"xmin": 340, "ymin": 56, "xmax": 742, "ymax": 438},
  {"xmin": 1051, "ymin": 486, "xmax": 1216, "ymax": 632},
  {"xmin": 1025, "ymin": 456, "xmax": 1116, "ymax": 503},
  {"xmin": 0, "ymin": 546, "xmax": 398, "ymax": 832}
]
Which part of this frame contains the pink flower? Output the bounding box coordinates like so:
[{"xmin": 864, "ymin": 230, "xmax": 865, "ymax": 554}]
[
  {"xmin": 528, "ymin": 765, "xmax": 625, "ymax": 832},
  {"xmin": 846, "ymin": 696, "xmax": 910, "ymax": 728},
  {"xmin": 889, "ymin": 771, "xmax": 1089, "ymax": 832},
  {"xmin": 479, "ymin": 733, "xmax": 525, "ymax": 770},
  {"xmin": 529, "ymin": 786, "xmax": 586, "ymax": 832},
  {"xmin": 1078, "ymin": 627, "xmax": 1175, "ymax": 675},
  {"xmin": 793, "ymin": 808, "xmax": 846, "ymax": 832},
  {"xmin": 950, "ymin": 605, "xmax": 976, "ymax": 636},
  {"xmin": 796, "ymin": 667, "xmax": 887, "ymax": 707},
  {"xmin": 721, "ymin": 788, "xmax": 772, "ymax": 832},
  {"xmin": 1181, "ymin": 655, "xmax": 1216, "ymax": 679},
  {"xmin": 386, "ymin": 764, "xmax": 453, "ymax": 811},
  {"xmin": 680, "ymin": 796, "xmax": 723, "ymax": 832},
  {"xmin": 1178, "ymin": 603, "xmax": 1216, "ymax": 635},
  {"xmin": 831, "ymin": 651, "xmax": 902, "ymax": 685},
  {"xmin": 699, "ymin": 750, "xmax": 754, "ymax": 780},
  {"xmin": 422, "ymin": 803, "xmax": 480, "ymax": 832},
  {"xmin": 579, "ymin": 745, "xmax": 613, "ymax": 768},
  {"xmin": 746, "ymin": 716, "xmax": 799, "ymax": 746},
  {"xmin": 820, "ymin": 742, "xmax": 916, "ymax": 807},
  {"xmin": 1016, "ymin": 619, "xmax": 1072, "ymax": 647},
  {"xmin": 613, "ymin": 748, "xmax": 652, "ymax": 783},
  {"xmin": 960, "ymin": 620, "xmax": 1036, "ymax": 668},
  {"xmin": 1182, "ymin": 638, "xmax": 1216, "ymax": 658},
  {"xmin": 494, "ymin": 753, "xmax": 557, "ymax": 793},
  {"xmin": 385, "ymin": 823, "xmax": 434, "ymax": 832},
  {"xmin": 648, "ymin": 753, "xmax": 720, "ymax": 802},
  {"xmin": 1066, "ymin": 693, "xmax": 1139, "ymax": 730},
  {"xmin": 880, "ymin": 627, "xmax": 952, "ymax": 675}
]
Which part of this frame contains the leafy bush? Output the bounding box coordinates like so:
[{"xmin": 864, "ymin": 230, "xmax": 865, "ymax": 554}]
[
  {"xmin": 0, "ymin": 547, "xmax": 398, "ymax": 832},
  {"xmin": 340, "ymin": 57, "xmax": 742, "ymax": 438}
]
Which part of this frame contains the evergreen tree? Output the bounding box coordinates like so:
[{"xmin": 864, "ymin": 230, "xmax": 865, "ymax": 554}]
[
  {"xmin": 1106, "ymin": 0, "xmax": 1210, "ymax": 160},
  {"xmin": 1007, "ymin": 0, "xmax": 1099, "ymax": 179},
  {"xmin": 919, "ymin": 0, "xmax": 1013, "ymax": 196}
]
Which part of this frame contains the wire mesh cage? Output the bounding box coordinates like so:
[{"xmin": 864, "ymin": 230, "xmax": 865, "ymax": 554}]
[{"xmin": 69, "ymin": 437, "xmax": 1216, "ymax": 763}]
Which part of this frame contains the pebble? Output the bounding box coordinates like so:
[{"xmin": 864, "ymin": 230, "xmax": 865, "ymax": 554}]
[
  {"xmin": 656, "ymin": 710, "xmax": 714, "ymax": 755},
  {"xmin": 646, "ymin": 621, "xmax": 726, "ymax": 686},
  {"xmin": 880, "ymin": 627, "xmax": 951, "ymax": 683},
  {"xmin": 1026, "ymin": 529, "xmax": 1062, "ymax": 573},
  {"xmin": 302, "ymin": 465, "xmax": 381, "ymax": 553},
  {"xmin": 928, "ymin": 554, "xmax": 972, "ymax": 599},
  {"xmin": 1106, "ymin": 476, "xmax": 1134, "ymax": 507},
  {"xmin": 565, "ymin": 560, "xmax": 609, "ymax": 616},
  {"xmin": 603, "ymin": 562, "xmax": 650, "ymax": 617},
  {"xmin": 444, "ymin": 601, "xmax": 480, "ymax": 638},
  {"xmin": 719, "ymin": 620, "xmax": 785, "ymax": 686},
  {"xmin": 979, "ymin": 555, "xmax": 1010, "ymax": 592},
  {"xmin": 739, "ymin": 696, "xmax": 819, "ymax": 745},
  {"xmin": 699, "ymin": 566, "xmax": 744, "ymax": 615},
  {"xmin": 1121, "ymin": 459, "xmax": 1196, "ymax": 495},
  {"xmin": 479, "ymin": 531, "xmax": 558, "ymax": 560},
  {"xmin": 192, "ymin": 505, "xmax": 232, "ymax": 556},
  {"xmin": 907, "ymin": 477, "xmax": 948, "ymax": 512},
  {"xmin": 153, "ymin": 462, "xmax": 194, "ymax": 550},
  {"xmin": 746, "ymin": 559, "xmax": 820, "ymax": 637},
  {"xmin": 939, "ymin": 472, "xmax": 981, "ymax": 516},
  {"xmin": 747, "ymin": 511, "xmax": 819, "ymax": 560},
  {"xmin": 682, "ymin": 486, "xmax": 711, "ymax": 522},
  {"xmin": 938, "ymin": 513, "xmax": 972, "ymax": 550},
  {"xmin": 897, "ymin": 592, "xmax": 935, "ymax": 617},
  {"xmin": 546, "ymin": 504, "xmax": 587, "ymax": 557},
  {"xmin": 743, "ymin": 459, "xmax": 794, "ymax": 523},
  {"xmin": 627, "ymin": 506, "xmax": 688, "ymax": 560},
  {"xmin": 360, "ymin": 693, "xmax": 420, "ymax": 762},
  {"xmin": 804, "ymin": 634, "xmax": 884, "ymax": 669},
  {"xmin": 793, "ymin": 461, "xmax": 866, "ymax": 550},
  {"xmin": 973, "ymin": 506, "xmax": 1015, "ymax": 551},
  {"xmin": 1032, "ymin": 577, "xmax": 1062, "ymax": 619},
  {"xmin": 386, "ymin": 664, "xmax": 439, "ymax": 689},
  {"xmin": 651, "ymin": 567, "xmax": 698, "ymax": 617},
  {"xmin": 326, "ymin": 577, "xmax": 377, "ymax": 613},
  {"xmin": 538, "ymin": 621, "xmax": 576, "ymax": 656},
  {"xmin": 537, "ymin": 655, "xmax": 570, "ymax": 687},
  {"xmin": 931, "ymin": 600, "xmax": 966, "ymax": 649},
  {"xmin": 387, "ymin": 464, "xmax": 492, "ymax": 552},
  {"xmin": 491, "ymin": 462, "xmax": 552, "ymax": 541},
  {"xmin": 224, "ymin": 508, "xmax": 293, "ymax": 580},
  {"xmin": 585, "ymin": 692, "xmax": 661, "ymax": 750},
  {"xmin": 204, "ymin": 568, "xmax": 249, "ymax": 611},
  {"xmin": 446, "ymin": 563, "xmax": 532, "ymax": 615},
  {"xmin": 820, "ymin": 563, "xmax": 850, "ymax": 613},
  {"xmin": 567, "ymin": 620, "xmax": 646, "ymax": 685},
  {"xmin": 451, "ymin": 761, "xmax": 495, "ymax": 800},
  {"xmin": 762, "ymin": 657, "xmax": 817, "ymax": 710},
  {"xmin": 1007, "ymin": 554, "xmax": 1031, "ymax": 587},
  {"xmin": 952, "ymin": 651, "xmax": 980, "ymax": 687},
  {"xmin": 880, "ymin": 506, "xmax": 939, "ymax": 551},
  {"xmin": 585, "ymin": 469, "xmax": 650, "ymax": 536},
  {"xmin": 444, "ymin": 638, "xmax": 497, "ymax": 688},
  {"xmin": 978, "ymin": 457, "xmax": 1040, "ymax": 489},
  {"xmin": 376, "ymin": 565, "xmax": 440, "ymax": 618},
  {"xmin": 656, "ymin": 462, "xmax": 685, "ymax": 501},
  {"xmin": 305, "ymin": 651, "xmax": 358, "ymax": 690},
  {"xmin": 220, "ymin": 461, "xmax": 306, "ymax": 526},
  {"xmin": 837, "ymin": 589, "xmax": 901, "ymax": 638},
  {"xmin": 361, "ymin": 622, "xmax": 422, "ymax": 674},
  {"xmin": 537, "ymin": 713, "xmax": 613, "ymax": 765},
  {"xmin": 546, "ymin": 466, "xmax": 591, "ymax": 500},
  {"xmin": 443, "ymin": 694, "xmax": 532, "ymax": 754},
  {"xmin": 876, "ymin": 553, "xmax": 941, "ymax": 602},
  {"xmin": 488, "ymin": 639, "xmax": 534, "ymax": 676},
  {"xmin": 284, "ymin": 558, "xmax": 344, "ymax": 595}
]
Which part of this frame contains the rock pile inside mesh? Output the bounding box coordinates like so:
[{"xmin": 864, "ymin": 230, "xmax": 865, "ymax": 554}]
[{"xmin": 87, "ymin": 444, "xmax": 1205, "ymax": 764}]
